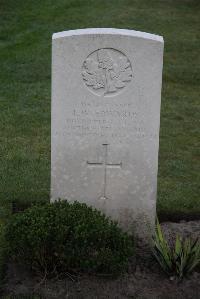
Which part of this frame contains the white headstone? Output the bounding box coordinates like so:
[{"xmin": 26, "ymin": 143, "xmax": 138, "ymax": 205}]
[{"xmin": 51, "ymin": 28, "xmax": 164, "ymax": 238}]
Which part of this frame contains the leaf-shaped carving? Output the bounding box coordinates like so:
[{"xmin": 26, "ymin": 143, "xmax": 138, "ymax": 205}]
[
  {"xmin": 113, "ymin": 78, "xmax": 126, "ymax": 88},
  {"xmin": 82, "ymin": 58, "xmax": 105, "ymax": 89},
  {"xmin": 82, "ymin": 48, "xmax": 133, "ymax": 96},
  {"xmin": 84, "ymin": 58, "xmax": 98, "ymax": 74},
  {"xmin": 112, "ymin": 57, "xmax": 132, "ymax": 80}
]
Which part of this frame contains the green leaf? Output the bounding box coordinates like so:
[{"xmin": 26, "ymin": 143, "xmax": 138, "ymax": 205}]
[{"xmin": 152, "ymin": 217, "xmax": 200, "ymax": 279}]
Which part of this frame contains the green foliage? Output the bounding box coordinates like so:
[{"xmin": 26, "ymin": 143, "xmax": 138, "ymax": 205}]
[
  {"xmin": 152, "ymin": 218, "xmax": 200, "ymax": 279},
  {"xmin": 0, "ymin": 0, "xmax": 199, "ymax": 218},
  {"xmin": 0, "ymin": 222, "xmax": 8, "ymax": 289},
  {"xmin": 5, "ymin": 201, "xmax": 134, "ymax": 276}
]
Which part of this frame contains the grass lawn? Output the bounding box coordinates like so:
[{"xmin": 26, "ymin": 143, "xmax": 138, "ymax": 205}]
[{"xmin": 0, "ymin": 0, "xmax": 199, "ymax": 217}]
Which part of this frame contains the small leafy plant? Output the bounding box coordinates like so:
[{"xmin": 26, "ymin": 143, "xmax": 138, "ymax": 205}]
[
  {"xmin": 152, "ymin": 217, "xmax": 200, "ymax": 279},
  {"xmin": 6, "ymin": 201, "xmax": 134, "ymax": 277}
]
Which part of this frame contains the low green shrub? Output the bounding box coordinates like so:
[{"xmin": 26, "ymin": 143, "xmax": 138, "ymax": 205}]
[
  {"xmin": 152, "ymin": 218, "xmax": 200, "ymax": 279},
  {"xmin": 5, "ymin": 201, "xmax": 134, "ymax": 276}
]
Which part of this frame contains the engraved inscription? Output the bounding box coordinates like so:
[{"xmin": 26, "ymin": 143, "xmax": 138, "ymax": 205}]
[
  {"xmin": 82, "ymin": 48, "xmax": 133, "ymax": 96},
  {"xmin": 62, "ymin": 101, "xmax": 158, "ymax": 142},
  {"xmin": 87, "ymin": 144, "xmax": 122, "ymax": 200}
]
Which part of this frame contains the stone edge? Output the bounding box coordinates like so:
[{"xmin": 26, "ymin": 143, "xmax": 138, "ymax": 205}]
[{"xmin": 52, "ymin": 28, "xmax": 164, "ymax": 43}]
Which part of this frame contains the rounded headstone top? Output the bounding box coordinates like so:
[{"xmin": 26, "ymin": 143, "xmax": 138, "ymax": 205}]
[{"xmin": 52, "ymin": 28, "xmax": 164, "ymax": 43}]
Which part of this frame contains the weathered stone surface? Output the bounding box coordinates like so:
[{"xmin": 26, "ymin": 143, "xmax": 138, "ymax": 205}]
[{"xmin": 51, "ymin": 28, "xmax": 164, "ymax": 238}]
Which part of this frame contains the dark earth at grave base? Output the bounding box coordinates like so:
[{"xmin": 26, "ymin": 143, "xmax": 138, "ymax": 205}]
[{"xmin": 2, "ymin": 221, "xmax": 200, "ymax": 299}]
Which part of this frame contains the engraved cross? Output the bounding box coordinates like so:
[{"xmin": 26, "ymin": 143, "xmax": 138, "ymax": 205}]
[{"xmin": 87, "ymin": 144, "xmax": 122, "ymax": 200}]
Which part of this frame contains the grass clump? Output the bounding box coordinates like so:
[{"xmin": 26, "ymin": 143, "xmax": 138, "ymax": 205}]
[
  {"xmin": 152, "ymin": 218, "xmax": 200, "ymax": 279},
  {"xmin": 5, "ymin": 200, "xmax": 134, "ymax": 277}
]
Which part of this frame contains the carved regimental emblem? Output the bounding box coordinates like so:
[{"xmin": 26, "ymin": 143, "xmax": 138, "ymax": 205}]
[{"xmin": 82, "ymin": 48, "xmax": 133, "ymax": 96}]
